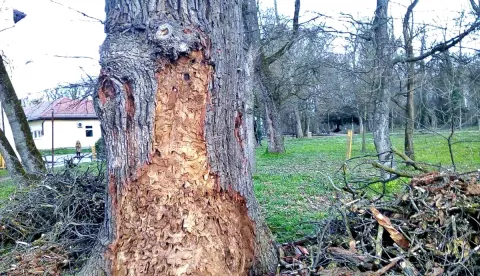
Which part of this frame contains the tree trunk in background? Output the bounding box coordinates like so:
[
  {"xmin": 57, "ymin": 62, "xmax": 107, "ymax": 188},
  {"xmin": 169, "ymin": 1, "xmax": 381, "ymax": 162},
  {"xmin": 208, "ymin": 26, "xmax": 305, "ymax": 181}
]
[
  {"xmin": 294, "ymin": 104, "xmax": 304, "ymax": 138},
  {"xmin": 254, "ymin": 0, "xmax": 300, "ymax": 154},
  {"xmin": 80, "ymin": 0, "xmax": 276, "ymax": 275},
  {"xmin": 404, "ymin": 71, "xmax": 415, "ymax": 159},
  {"xmin": 372, "ymin": 0, "xmax": 395, "ymax": 173},
  {"xmin": 261, "ymin": 79, "xmax": 285, "ymax": 153},
  {"xmin": 359, "ymin": 116, "xmax": 366, "ymax": 152},
  {"xmin": 244, "ymin": 0, "xmax": 285, "ymax": 154},
  {"xmin": 306, "ymin": 114, "xmax": 311, "ymax": 137},
  {"xmin": 403, "ymin": 0, "xmax": 418, "ymax": 160},
  {"xmin": 243, "ymin": 0, "xmax": 259, "ymax": 173},
  {"xmin": 0, "ymin": 55, "xmax": 45, "ymax": 174},
  {"xmin": 0, "ymin": 128, "xmax": 26, "ymax": 180}
]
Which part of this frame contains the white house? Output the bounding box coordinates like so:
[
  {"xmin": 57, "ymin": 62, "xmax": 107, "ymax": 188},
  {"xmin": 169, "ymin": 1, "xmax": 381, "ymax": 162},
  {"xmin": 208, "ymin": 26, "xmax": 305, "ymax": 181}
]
[{"xmin": 23, "ymin": 98, "xmax": 101, "ymax": 150}]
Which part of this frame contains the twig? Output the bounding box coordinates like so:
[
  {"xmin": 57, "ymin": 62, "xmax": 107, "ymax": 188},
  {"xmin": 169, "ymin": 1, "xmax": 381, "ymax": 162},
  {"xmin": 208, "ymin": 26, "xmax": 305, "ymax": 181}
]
[
  {"xmin": 372, "ymin": 161, "xmax": 414, "ymax": 178},
  {"xmin": 49, "ymin": 0, "xmax": 104, "ymax": 24},
  {"xmin": 374, "ymin": 224, "xmax": 384, "ymax": 266}
]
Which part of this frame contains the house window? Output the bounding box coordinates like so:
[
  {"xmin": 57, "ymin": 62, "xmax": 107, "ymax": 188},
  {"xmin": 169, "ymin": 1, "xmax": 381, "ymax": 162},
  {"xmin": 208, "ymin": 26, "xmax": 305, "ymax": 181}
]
[
  {"xmin": 32, "ymin": 130, "xmax": 43, "ymax": 139},
  {"xmin": 85, "ymin": 126, "xmax": 93, "ymax": 137}
]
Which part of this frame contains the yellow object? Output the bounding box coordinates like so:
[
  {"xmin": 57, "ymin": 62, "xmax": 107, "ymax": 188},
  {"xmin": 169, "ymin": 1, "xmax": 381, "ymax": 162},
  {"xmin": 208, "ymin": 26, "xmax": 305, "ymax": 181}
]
[
  {"xmin": 91, "ymin": 146, "xmax": 97, "ymax": 160},
  {"xmin": 346, "ymin": 130, "xmax": 353, "ymax": 160},
  {"xmin": 0, "ymin": 154, "xmax": 5, "ymax": 169}
]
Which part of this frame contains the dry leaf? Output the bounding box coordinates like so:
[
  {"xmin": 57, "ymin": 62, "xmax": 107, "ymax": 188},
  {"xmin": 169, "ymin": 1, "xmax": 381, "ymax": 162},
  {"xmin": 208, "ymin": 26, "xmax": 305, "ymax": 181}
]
[
  {"xmin": 348, "ymin": 240, "xmax": 357, "ymax": 253},
  {"xmin": 297, "ymin": 245, "xmax": 309, "ymax": 255},
  {"xmin": 370, "ymin": 207, "xmax": 410, "ymax": 249}
]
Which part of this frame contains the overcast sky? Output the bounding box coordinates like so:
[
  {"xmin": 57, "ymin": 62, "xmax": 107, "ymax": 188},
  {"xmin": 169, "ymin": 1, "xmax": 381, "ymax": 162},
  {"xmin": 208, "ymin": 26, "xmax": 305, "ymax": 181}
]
[{"xmin": 0, "ymin": 0, "xmax": 476, "ymax": 99}]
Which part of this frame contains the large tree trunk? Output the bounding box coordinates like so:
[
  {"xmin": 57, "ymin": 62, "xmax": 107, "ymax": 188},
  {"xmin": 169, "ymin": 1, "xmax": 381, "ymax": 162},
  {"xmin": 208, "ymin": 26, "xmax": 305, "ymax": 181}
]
[
  {"xmin": 81, "ymin": 1, "xmax": 276, "ymax": 275},
  {"xmin": 0, "ymin": 55, "xmax": 45, "ymax": 174},
  {"xmin": 372, "ymin": 0, "xmax": 395, "ymax": 173}
]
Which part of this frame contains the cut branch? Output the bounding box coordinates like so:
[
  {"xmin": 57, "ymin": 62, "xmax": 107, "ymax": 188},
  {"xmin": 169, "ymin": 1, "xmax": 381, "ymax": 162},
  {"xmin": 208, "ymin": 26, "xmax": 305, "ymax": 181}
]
[{"xmin": 372, "ymin": 161, "xmax": 414, "ymax": 178}]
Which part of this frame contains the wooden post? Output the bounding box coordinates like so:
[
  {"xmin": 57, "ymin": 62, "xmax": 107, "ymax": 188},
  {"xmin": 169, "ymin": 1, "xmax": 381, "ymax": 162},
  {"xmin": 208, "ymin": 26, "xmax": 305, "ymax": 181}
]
[
  {"xmin": 346, "ymin": 129, "xmax": 353, "ymax": 160},
  {"xmin": 91, "ymin": 146, "xmax": 96, "ymax": 160}
]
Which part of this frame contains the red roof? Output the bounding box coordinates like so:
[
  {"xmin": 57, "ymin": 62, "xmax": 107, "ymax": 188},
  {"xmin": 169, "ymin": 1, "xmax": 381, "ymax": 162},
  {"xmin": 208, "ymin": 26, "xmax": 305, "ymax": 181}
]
[{"xmin": 24, "ymin": 98, "xmax": 97, "ymax": 121}]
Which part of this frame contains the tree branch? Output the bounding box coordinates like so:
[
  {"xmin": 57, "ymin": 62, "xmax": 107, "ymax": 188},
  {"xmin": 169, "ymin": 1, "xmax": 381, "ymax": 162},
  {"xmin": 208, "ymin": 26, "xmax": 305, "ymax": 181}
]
[
  {"xmin": 49, "ymin": 0, "xmax": 104, "ymax": 24},
  {"xmin": 372, "ymin": 162, "xmax": 414, "ymax": 178},
  {"xmin": 264, "ymin": 0, "xmax": 300, "ymax": 65},
  {"xmin": 392, "ymin": 19, "xmax": 480, "ymax": 64}
]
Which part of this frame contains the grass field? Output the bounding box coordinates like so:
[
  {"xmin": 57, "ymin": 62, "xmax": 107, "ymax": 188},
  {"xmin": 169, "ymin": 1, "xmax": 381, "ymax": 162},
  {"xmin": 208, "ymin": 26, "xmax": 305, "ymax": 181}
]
[
  {"xmin": 39, "ymin": 147, "xmax": 92, "ymax": 156},
  {"xmin": 254, "ymin": 131, "xmax": 480, "ymax": 242}
]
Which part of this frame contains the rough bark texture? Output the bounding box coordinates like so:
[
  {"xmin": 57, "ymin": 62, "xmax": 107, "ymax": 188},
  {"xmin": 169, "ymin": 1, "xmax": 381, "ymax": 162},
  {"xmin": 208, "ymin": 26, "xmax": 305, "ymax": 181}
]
[
  {"xmin": 81, "ymin": 1, "xmax": 276, "ymax": 275},
  {"xmin": 372, "ymin": 0, "xmax": 395, "ymax": 172},
  {"xmin": 0, "ymin": 55, "xmax": 45, "ymax": 174}
]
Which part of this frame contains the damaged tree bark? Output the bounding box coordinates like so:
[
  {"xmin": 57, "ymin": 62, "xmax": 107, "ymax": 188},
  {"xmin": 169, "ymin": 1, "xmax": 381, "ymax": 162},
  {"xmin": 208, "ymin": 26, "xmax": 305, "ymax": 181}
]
[{"xmin": 81, "ymin": 0, "xmax": 276, "ymax": 275}]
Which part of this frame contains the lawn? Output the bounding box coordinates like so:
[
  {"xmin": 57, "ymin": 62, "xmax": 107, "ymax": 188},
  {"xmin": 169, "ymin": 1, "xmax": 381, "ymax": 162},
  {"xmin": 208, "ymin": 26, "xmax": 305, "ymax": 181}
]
[
  {"xmin": 254, "ymin": 131, "xmax": 480, "ymax": 242},
  {"xmin": 39, "ymin": 147, "xmax": 92, "ymax": 156}
]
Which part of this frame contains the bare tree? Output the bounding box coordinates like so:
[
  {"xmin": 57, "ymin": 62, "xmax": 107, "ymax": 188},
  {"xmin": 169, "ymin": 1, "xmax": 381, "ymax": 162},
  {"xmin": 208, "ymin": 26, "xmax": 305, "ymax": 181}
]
[
  {"xmin": 403, "ymin": 0, "xmax": 419, "ymax": 160},
  {"xmin": 255, "ymin": 0, "xmax": 301, "ymax": 153}
]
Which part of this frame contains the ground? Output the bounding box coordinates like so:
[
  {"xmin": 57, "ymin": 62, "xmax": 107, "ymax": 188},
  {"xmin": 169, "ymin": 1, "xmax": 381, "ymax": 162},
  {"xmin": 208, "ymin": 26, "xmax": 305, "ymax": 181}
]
[
  {"xmin": 254, "ymin": 130, "xmax": 480, "ymax": 242},
  {"xmin": 1, "ymin": 130, "xmax": 479, "ymax": 243}
]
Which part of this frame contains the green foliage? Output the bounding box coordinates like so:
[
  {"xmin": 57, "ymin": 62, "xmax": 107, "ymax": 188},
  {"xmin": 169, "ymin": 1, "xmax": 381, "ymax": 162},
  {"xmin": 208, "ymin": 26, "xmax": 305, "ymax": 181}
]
[{"xmin": 95, "ymin": 137, "xmax": 105, "ymax": 156}]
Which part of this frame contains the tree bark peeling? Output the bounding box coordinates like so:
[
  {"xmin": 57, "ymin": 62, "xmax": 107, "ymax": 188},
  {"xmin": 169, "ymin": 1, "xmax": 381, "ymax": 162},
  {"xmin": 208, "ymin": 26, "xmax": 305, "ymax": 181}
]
[
  {"xmin": 93, "ymin": 50, "xmax": 257, "ymax": 275},
  {"xmin": 105, "ymin": 52, "xmax": 255, "ymax": 275}
]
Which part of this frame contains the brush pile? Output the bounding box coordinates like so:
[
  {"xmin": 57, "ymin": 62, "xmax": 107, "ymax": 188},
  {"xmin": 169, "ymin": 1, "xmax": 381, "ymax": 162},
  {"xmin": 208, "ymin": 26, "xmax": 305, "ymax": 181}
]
[
  {"xmin": 277, "ymin": 172, "xmax": 480, "ymax": 275},
  {"xmin": 0, "ymin": 167, "xmax": 105, "ymax": 275}
]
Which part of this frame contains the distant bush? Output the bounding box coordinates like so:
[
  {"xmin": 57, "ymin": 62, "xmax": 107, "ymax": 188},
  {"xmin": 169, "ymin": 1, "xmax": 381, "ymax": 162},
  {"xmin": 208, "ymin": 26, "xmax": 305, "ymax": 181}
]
[{"xmin": 95, "ymin": 137, "xmax": 105, "ymax": 156}]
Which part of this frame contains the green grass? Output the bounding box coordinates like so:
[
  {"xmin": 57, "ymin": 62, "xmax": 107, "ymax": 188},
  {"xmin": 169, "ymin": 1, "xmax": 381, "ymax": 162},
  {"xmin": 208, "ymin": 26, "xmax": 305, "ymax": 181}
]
[
  {"xmin": 254, "ymin": 131, "xmax": 480, "ymax": 242},
  {"xmin": 39, "ymin": 147, "xmax": 91, "ymax": 156},
  {"xmin": 51, "ymin": 160, "xmax": 106, "ymax": 175},
  {"xmin": 0, "ymin": 179, "xmax": 15, "ymax": 202}
]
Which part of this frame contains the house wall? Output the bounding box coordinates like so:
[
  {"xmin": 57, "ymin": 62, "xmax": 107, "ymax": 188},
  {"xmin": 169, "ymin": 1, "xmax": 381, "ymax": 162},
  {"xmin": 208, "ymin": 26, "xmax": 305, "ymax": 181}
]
[{"xmin": 31, "ymin": 119, "xmax": 102, "ymax": 150}]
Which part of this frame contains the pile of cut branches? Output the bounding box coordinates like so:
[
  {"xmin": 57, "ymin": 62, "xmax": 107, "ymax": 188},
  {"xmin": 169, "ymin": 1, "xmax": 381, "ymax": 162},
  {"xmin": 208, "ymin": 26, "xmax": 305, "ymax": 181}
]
[
  {"xmin": 277, "ymin": 172, "xmax": 480, "ymax": 275},
  {"xmin": 0, "ymin": 166, "xmax": 105, "ymax": 275}
]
